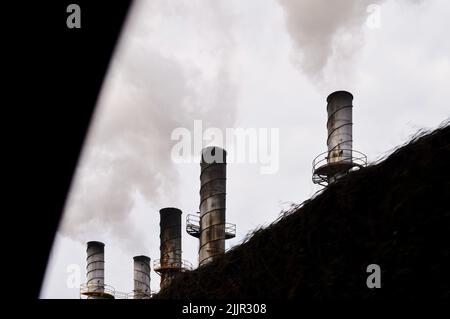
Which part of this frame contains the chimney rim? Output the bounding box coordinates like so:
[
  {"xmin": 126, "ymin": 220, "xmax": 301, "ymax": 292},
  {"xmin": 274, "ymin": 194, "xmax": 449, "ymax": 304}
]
[
  {"xmin": 327, "ymin": 90, "xmax": 353, "ymax": 103},
  {"xmin": 87, "ymin": 241, "xmax": 105, "ymax": 247},
  {"xmin": 159, "ymin": 207, "xmax": 182, "ymax": 215},
  {"xmin": 201, "ymin": 145, "xmax": 227, "ymax": 153},
  {"xmin": 201, "ymin": 146, "xmax": 227, "ymax": 165},
  {"xmin": 133, "ymin": 255, "xmax": 151, "ymax": 262}
]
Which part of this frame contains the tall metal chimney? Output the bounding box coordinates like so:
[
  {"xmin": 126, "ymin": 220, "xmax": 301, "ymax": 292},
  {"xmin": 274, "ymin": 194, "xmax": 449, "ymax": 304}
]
[
  {"xmin": 133, "ymin": 255, "xmax": 151, "ymax": 299},
  {"xmin": 186, "ymin": 146, "xmax": 235, "ymax": 267},
  {"xmin": 81, "ymin": 241, "xmax": 114, "ymax": 299},
  {"xmin": 312, "ymin": 91, "xmax": 367, "ymax": 186},
  {"xmin": 154, "ymin": 207, "xmax": 192, "ymax": 289}
]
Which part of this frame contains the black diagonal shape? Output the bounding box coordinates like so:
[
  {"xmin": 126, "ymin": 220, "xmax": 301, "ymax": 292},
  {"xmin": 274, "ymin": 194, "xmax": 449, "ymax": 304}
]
[{"xmin": 15, "ymin": 1, "xmax": 133, "ymax": 299}]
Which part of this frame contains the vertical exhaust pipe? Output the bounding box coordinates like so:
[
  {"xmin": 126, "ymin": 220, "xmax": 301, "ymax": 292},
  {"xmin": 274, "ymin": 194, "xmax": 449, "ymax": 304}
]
[
  {"xmin": 154, "ymin": 207, "xmax": 185, "ymax": 289},
  {"xmin": 312, "ymin": 91, "xmax": 367, "ymax": 186},
  {"xmin": 186, "ymin": 146, "xmax": 235, "ymax": 266},
  {"xmin": 133, "ymin": 255, "xmax": 151, "ymax": 299},
  {"xmin": 82, "ymin": 241, "xmax": 113, "ymax": 299},
  {"xmin": 159, "ymin": 207, "xmax": 182, "ymax": 288},
  {"xmin": 86, "ymin": 241, "xmax": 105, "ymax": 295},
  {"xmin": 199, "ymin": 146, "xmax": 227, "ymax": 266},
  {"xmin": 327, "ymin": 91, "xmax": 354, "ymax": 162}
]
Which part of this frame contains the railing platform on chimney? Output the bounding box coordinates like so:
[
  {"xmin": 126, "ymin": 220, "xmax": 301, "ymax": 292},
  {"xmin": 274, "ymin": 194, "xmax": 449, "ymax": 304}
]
[
  {"xmin": 186, "ymin": 214, "xmax": 201, "ymax": 237},
  {"xmin": 80, "ymin": 283, "xmax": 116, "ymax": 299},
  {"xmin": 80, "ymin": 284, "xmax": 155, "ymax": 299},
  {"xmin": 153, "ymin": 258, "xmax": 193, "ymax": 274},
  {"xmin": 312, "ymin": 149, "xmax": 367, "ymax": 186},
  {"xmin": 186, "ymin": 214, "xmax": 236, "ymax": 239},
  {"xmin": 127, "ymin": 291, "xmax": 153, "ymax": 299}
]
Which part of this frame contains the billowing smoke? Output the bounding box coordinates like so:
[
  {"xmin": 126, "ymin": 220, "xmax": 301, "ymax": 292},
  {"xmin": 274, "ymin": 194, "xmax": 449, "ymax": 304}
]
[
  {"xmin": 59, "ymin": 0, "xmax": 238, "ymax": 252},
  {"xmin": 277, "ymin": 0, "xmax": 421, "ymax": 84}
]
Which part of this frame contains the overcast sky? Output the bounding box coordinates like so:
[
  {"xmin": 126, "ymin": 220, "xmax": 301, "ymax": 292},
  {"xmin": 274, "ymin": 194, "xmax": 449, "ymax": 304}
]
[{"xmin": 41, "ymin": 0, "xmax": 449, "ymax": 298}]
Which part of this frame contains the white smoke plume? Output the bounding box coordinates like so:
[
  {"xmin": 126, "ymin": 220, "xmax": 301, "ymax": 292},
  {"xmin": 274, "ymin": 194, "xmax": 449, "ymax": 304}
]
[
  {"xmin": 59, "ymin": 0, "xmax": 238, "ymax": 252},
  {"xmin": 277, "ymin": 0, "xmax": 423, "ymax": 85}
]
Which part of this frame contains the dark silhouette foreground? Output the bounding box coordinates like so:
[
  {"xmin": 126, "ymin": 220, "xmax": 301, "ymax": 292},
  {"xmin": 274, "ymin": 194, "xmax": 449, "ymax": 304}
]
[{"xmin": 156, "ymin": 122, "xmax": 450, "ymax": 299}]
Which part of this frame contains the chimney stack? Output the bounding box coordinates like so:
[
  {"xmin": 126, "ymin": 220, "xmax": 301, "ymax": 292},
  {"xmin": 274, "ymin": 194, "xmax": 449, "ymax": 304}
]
[
  {"xmin": 195, "ymin": 146, "xmax": 235, "ymax": 266},
  {"xmin": 132, "ymin": 255, "xmax": 151, "ymax": 299},
  {"xmin": 82, "ymin": 241, "xmax": 114, "ymax": 299},
  {"xmin": 154, "ymin": 207, "xmax": 192, "ymax": 289},
  {"xmin": 312, "ymin": 91, "xmax": 367, "ymax": 185}
]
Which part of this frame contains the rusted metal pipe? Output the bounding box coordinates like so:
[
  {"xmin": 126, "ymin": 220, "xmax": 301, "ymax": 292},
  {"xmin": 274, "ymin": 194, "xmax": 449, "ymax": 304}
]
[
  {"xmin": 133, "ymin": 255, "xmax": 151, "ymax": 299},
  {"xmin": 158, "ymin": 207, "xmax": 182, "ymax": 289},
  {"xmin": 86, "ymin": 241, "xmax": 105, "ymax": 298},
  {"xmin": 199, "ymin": 146, "xmax": 227, "ymax": 266},
  {"xmin": 326, "ymin": 90, "xmax": 354, "ymax": 166},
  {"xmin": 312, "ymin": 91, "xmax": 367, "ymax": 186}
]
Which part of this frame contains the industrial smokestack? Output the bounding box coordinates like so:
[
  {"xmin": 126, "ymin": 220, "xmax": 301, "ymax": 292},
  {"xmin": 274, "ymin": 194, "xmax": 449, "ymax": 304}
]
[
  {"xmin": 197, "ymin": 146, "xmax": 235, "ymax": 267},
  {"xmin": 159, "ymin": 207, "xmax": 182, "ymax": 275},
  {"xmin": 133, "ymin": 255, "xmax": 151, "ymax": 299},
  {"xmin": 312, "ymin": 91, "xmax": 366, "ymax": 185},
  {"xmin": 81, "ymin": 241, "xmax": 114, "ymax": 299},
  {"xmin": 326, "ymin": 91, "xmax": 353, "ymax": 166},
  {"xmin": 86, "ymin": 241, "xmax": 105, "ymax": 295},
  {"xmin": 154, "ymin": 207, "xmax": 192, "ymax": 289}
]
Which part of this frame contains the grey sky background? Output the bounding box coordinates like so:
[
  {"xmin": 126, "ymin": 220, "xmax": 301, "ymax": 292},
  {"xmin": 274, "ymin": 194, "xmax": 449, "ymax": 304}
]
[{"xmin": 41, "ymin": 0, "xmax": 449, "ymax": 298}]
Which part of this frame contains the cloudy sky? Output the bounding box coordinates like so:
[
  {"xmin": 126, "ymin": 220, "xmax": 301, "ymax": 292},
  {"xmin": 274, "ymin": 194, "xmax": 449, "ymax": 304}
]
[{"xmin": 41, "ymin": 0, "xmax": 449, "ymax": 298}]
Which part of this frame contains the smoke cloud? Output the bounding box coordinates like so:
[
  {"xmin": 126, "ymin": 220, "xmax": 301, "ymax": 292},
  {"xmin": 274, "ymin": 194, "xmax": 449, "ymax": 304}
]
[
  {"xmin": 59, "ymin": 0, "xmax": 238, "ymax": 252},
  {"xmin": 276, "ymin": 0, "xmax": 421, "ymax": 84}
]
